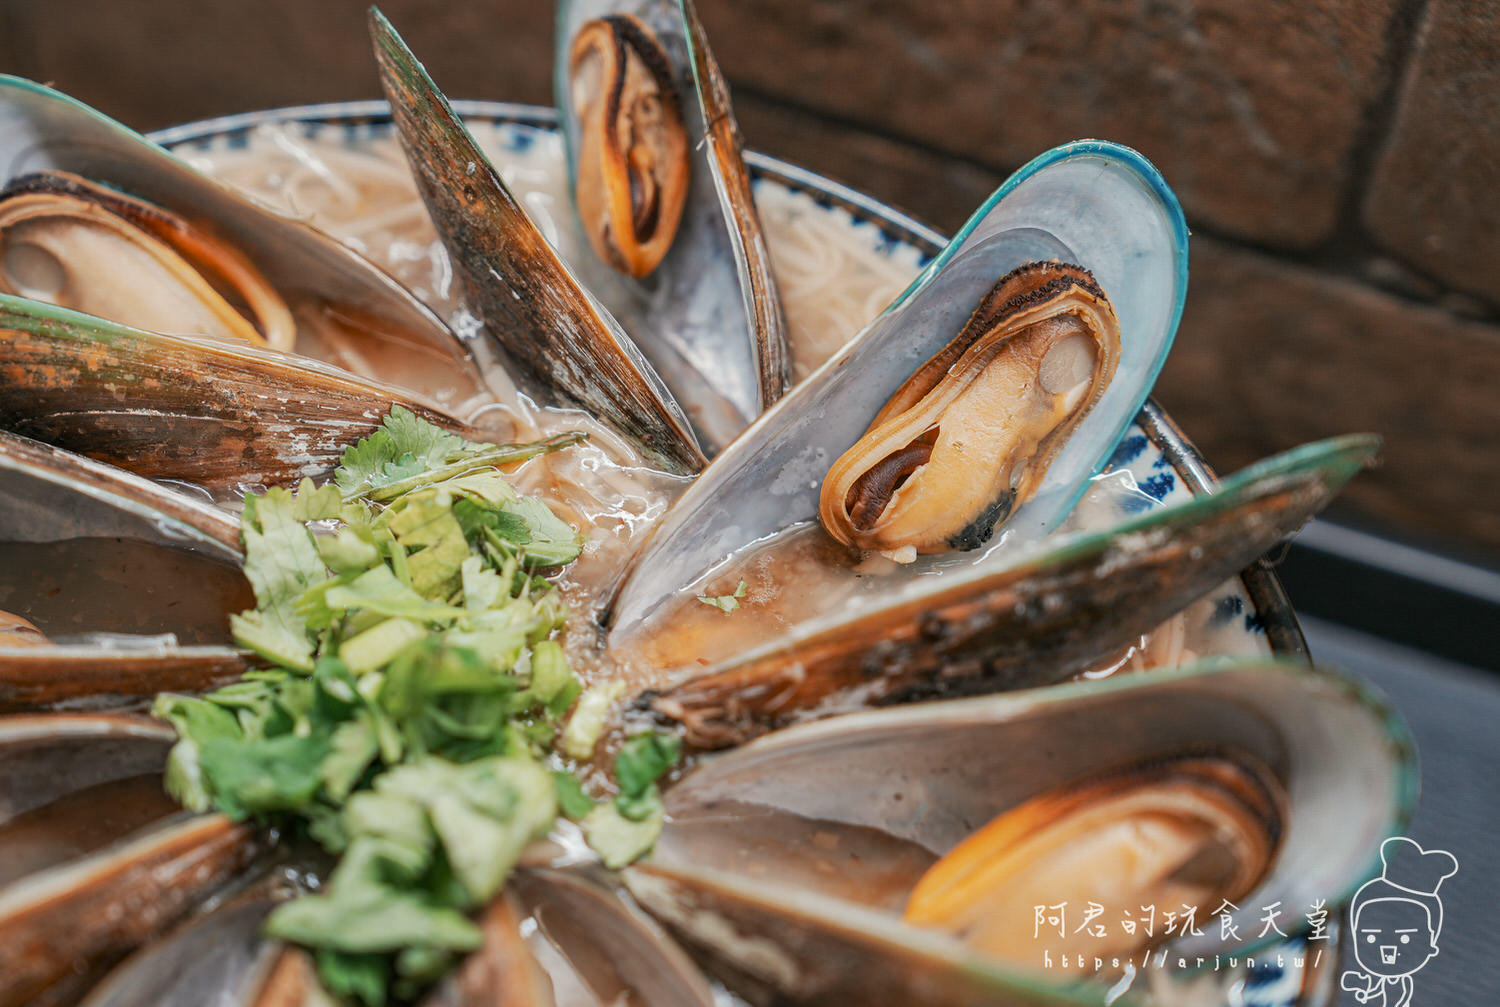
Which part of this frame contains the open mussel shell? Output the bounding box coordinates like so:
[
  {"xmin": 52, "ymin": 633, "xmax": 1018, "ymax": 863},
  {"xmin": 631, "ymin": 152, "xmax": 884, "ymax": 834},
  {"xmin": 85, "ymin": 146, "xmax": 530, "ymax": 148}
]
[
  {"xmin": 0, "ymin": 431, "xmax": 252, "ymax": 712},
  {"xmin": 625, "ymin": 865, "xmax": 1104, "ymax": 1007},
  {"xmin": 556, "ymin": 0, "xmax": 790, "ymax": 449},
  {"xmin": 77, "ymin": 897, "xmax": 287, "ymax": 1007},
  {"xmin": 421, "ymin": 867, "xmax": 718, "ymax": 1007},
  {"xmin": 0, "ymin": 294, "xmax": 478, "ymax": 494},
  {"xmin": 370, "ymin": 10, "xmax": 706, "ymax": 474},
  {"xmin": 0, "ymin": 713, "xmax": 262, "ymax": 1006},
  {"xmin": 631, "ymin": 660, "xmax": 1413, "ymax": 1002},
  {"xmin": 607, "ymin": 140, "xmax": 1188, "ymax": 636},
  {"xmin": 0, "ymin": 75, "xmax": 491, "ymax": 414},
  {"xmin": 0, "ymin": 171, "xmax": 297, "ymax": 352},
  {"xmin": 633, "ymin": 434, "xmax": 1378, "ymax": 749}
]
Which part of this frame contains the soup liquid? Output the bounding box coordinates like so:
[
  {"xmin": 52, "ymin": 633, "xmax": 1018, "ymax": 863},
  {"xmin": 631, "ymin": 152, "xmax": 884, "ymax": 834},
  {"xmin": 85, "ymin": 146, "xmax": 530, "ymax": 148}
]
[{"xmin": 0, "ymin": 537, "xmax": 253, "ymax": 645}]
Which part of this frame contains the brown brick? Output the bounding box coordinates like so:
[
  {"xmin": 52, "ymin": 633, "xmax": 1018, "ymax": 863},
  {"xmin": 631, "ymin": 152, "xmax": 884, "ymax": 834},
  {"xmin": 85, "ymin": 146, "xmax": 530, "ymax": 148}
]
[
  {"xmin": 21, "ymin": 0, "xmax": 553, "ymax": 132},
  {"xmin": 701, "ymin": 0, "xmax": 1399, "ymax": 249},
  {"xmin": 1158, "ymin": 238, "xmax": 1500, "ymax": 552},
  {"xmin": 24, "ymin": 0, "xmax": 1403, "ymax": 250},
  {"xmin": 1364, "ymin": 0, "xmax": 1500, "ymax": 308},
  {"xmin": 733, "ymin": 94, "xmax": 1001, "ymax": 233}
]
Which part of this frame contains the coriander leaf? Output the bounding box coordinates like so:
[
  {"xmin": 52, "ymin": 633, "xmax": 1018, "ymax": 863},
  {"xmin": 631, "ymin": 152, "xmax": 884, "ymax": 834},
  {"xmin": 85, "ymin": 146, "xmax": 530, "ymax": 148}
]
[
  {"xmin": 292, "ymin": 477, "xmax": 344, "ymax": 522},
  {"xmin": 436, "ymin": 626, "xmax": 528, "ymax": 675},
  {"xmin": 323, "ymin": 566, "xmax": 467, "ymax": 623},
  {"xmin": 315, "ymin": 949, "xmax": 388, "ymax": 1007},
  {"xmin": 615, "ymin": 786, "xmax": 662, "ymax": 823},
  {"xmin": 198, "ymin": 733, "xmax": 332, "ymax": 819},
  {"xmin": 377, "ymin": 757, "xmax": 556, "ymax": 906},
  {"xmin": 452, "ymin": 497, "xmax": 530, "ymax": 548},
  {"xmin": 230, "ymin": 610, "xmax": 316, "ymax": 673},
  {"xmin": 459, "ymin": 555, "xmax": 503, "ymax": 612},
  {"xmin": 559, "ymin": 681, "xmax": 625, "ymax": 759},
  {"xmin": 501, "ymin": 498, "xmax": 582, "ymax": 568},
  {"xmin": 344, "ymin": 791, "xmax": 434, "ymax": 862},
  {"xmin": 405, "ymin": 529, "xmax": 469, "ymax": 600},
  {"xmin": 394, "ymin": 945, "xmax": 454, "ymax": 988},
  {"xmin": 362, "ymin": 434, "xmax": 589, "ymax": 504},
  {"xmin": 613, "ymin": 731, "xmax": 679, "ymax": 822},
  {"xmin": 379, "ymin": 406, "xmax": 472, "ymax": 465},
  {"xmin": 583, "ymin": 801, "xmax": 663, "ymax": 869},
  {"xmin": 306, "ymin": 804, "xmax": 350, "ymax": 853},
  {"xmin": 615, "ymin": 732, "xmax": 682, "ymax": 799},
  {"xmin": 335, "ymin": 406, "xmax": 472, "ymax": 496},
  {"xmin": 241, "ymin": 488, "xmax": 331, "ymax": 610},
  {"xmin": 339, "ymin": 617, "xmax": 429, "ymax": 674},
  {"xmin": 152, "ymin": 692, "xmax": 243, "ymax": 741},
  {"xmin": 440, "ymin": 470, "xmax": 519, "ymax": 506},
  {"xmin": 523, "ymin": 640, "xmax": 581, "ymax": 717},
  {"xmin": 318, "ymin": 527, "xmax": 382, "ymax": 574},
  {"xmin": 696, "ymin": 579, "xmax": 748, "ymax": 613},
  {"xmin": 265, "ymin": 872, "xmax": 481, "ymax": 955},
  {"xmin": 553, "ymin": 772, "xmax": 594, "ymax": 820},
  {"xmin": 376, "ymin": 639, "xmax": 520, "ymax": 752},
  {"xmin": 152, "ymin": 694, "xmax": 243, "ymax": 811},
  {"xmin": 234, "ymin": 486, "xmax": 331, "ymax": 670},
  {"xmin": 322, "ymin": 718, "xmax": 380, "ymax": 802}
]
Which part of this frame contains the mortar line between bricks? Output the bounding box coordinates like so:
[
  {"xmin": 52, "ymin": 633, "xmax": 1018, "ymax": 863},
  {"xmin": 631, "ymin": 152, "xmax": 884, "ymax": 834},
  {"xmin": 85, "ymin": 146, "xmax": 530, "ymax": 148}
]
[
  {"xmin": 730, "ymin": 77, "xmax": 1500, "ymax": 328},
  {"xmin": 1330, "ymin": 0, "xmax": 1434, "ymax": 241}
]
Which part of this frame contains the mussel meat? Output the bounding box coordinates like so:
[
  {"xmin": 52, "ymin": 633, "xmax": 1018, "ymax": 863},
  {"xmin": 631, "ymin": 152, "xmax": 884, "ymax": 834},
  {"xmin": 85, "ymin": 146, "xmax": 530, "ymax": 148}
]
[
  {"xmin": 569, "ymin": 16, "xmax": 691, "ymax": 278},
  {"xmin": 903, "ymin": 753, "xmax": 1282, "ymax": 972},
  {"xmin": 0, "ymin": 172, "xmax": 295, "ymax": 350},
  {"xmin": 0, "ymin": 611, "xmax": 45, "ymax": 648},
  {"xmin": 821, "ymin": 262, "xmax": 1120, "ymax": 555}
]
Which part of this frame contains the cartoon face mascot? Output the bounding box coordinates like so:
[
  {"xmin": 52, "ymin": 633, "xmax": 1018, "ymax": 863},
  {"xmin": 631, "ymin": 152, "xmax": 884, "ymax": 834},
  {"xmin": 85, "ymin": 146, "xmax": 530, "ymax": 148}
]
[{"xmin": 1340, "ymin": 837, "xmax": 1457, "ymax": 1007}]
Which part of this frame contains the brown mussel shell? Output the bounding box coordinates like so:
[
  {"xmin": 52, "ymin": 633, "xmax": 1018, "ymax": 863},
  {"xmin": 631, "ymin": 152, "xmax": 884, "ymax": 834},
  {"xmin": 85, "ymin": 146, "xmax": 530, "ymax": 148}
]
[
  {"xmin": 0, "ymin": 295, "xmax": 477, "ymax": 493},
  {"xmin": 371, "ymin": 11, "xmax": 706, "ymax": 473},
  {"xmin": 570, "ymin": 16, "xmax": 692, "ymax": 279},
  {"xmin": 0, "ymin": 715, "xmax": 261, "ymax": 1007},
  {"xmin": 820, "ymin": 262, "xmax": 1121, "ymax": 555}
]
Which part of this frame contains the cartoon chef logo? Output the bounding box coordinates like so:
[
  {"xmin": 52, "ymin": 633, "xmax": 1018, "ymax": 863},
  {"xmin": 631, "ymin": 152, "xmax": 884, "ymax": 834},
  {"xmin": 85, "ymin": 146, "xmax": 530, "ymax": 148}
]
[{"xmin": 1340, "ymin": 837, "xmax": 1457, "ymax": 1006}]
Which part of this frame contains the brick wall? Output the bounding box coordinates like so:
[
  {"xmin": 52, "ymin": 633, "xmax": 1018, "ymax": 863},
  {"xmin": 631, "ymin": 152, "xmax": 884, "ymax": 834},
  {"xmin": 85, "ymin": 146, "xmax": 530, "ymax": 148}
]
[{"xmin": 8, "ymin": 0, "xmax": 1496, "ymax": 555}]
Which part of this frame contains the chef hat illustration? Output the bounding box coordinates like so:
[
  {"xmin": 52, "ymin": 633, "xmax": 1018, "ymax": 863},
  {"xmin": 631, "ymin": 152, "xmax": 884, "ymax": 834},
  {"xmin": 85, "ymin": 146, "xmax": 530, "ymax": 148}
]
[
  {"xmin": 1353, "ymin": 837, "xmax": 1459, "ymax": 938},
  {"xmin": 1378, "ymin": 837, "xmax": 1458, "ymax": 897}
]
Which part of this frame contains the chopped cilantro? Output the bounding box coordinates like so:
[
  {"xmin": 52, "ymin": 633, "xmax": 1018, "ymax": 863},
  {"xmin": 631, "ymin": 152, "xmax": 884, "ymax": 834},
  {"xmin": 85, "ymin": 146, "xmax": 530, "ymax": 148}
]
[
  {"xmin": 696, "ymin": 579, "xmax": 748, "ymax": 613},
  {"xmin": 613, "ymin": 731, "xmax": 682, "ymax": 823},
  {"xmin": 560, "ymin": 681, "xmax": 626, "ymax": 759},
  {"xmin": 584, "ymin": 802, "xmax": 666, "ymax": 870},
  {"xmin": 553, "ymin": 771, "xmax": 595, "ymax": 820},
  {"xmin": 150, "ymin": 408, "xmax": 650, "ymax": 1006},
  {"xmin": 615, "ymin": 732, "xmax": 682, "ymax": 802}
]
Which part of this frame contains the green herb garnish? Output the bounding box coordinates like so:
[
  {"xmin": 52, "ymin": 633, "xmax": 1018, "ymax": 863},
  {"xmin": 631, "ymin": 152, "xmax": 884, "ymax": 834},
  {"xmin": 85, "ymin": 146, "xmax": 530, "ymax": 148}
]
[
  {"xmin": 696, "ymin": 579, "xmax": 748, "ymax": 613},
  {"xmin": 152, "ymin": 408, "xmax": 679, "ymax": 1005}
]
